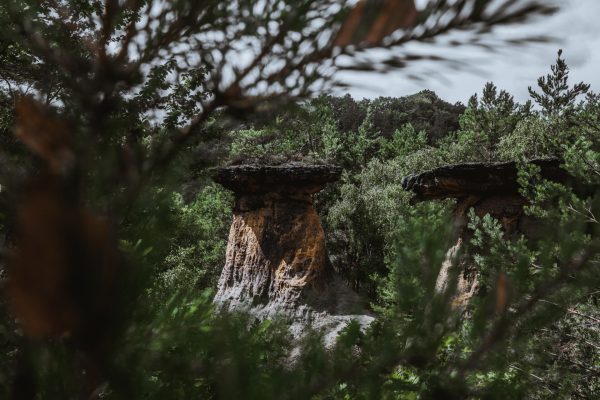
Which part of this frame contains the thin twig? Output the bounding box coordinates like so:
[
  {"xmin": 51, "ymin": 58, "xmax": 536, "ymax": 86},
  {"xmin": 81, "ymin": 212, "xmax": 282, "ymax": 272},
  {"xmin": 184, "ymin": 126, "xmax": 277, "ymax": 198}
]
[{"xmin": 539, "ymin": 299, "xmax": 600, "ymax": 324}]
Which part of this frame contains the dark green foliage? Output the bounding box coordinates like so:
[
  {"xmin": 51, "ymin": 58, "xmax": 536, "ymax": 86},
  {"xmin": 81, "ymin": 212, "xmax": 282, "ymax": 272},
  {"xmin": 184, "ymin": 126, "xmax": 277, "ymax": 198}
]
[
  {"xmin": 323, "ymin": 91, "xmax": 465, "ymax": 144},
  {"xmin": 153, "ymin": 184, "xmax": 233, "ymax": 298},
  {"xmin": 325, "ymin": 94, "xmax": 368, "ymax": 134},
  {"xmin": 367, "ymin": 91, "xmax": 465, "ymax": 143}
]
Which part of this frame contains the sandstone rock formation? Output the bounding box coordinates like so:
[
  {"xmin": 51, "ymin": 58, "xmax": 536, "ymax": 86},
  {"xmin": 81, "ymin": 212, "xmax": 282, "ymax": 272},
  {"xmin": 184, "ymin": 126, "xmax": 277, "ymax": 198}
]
[
  {"xmin": 213, "ymin": 163, "xmax": 373, "ymax": 343},
  {"xmin": 402, "ymin": 159, "xmax": 572, "ymax": 309}
]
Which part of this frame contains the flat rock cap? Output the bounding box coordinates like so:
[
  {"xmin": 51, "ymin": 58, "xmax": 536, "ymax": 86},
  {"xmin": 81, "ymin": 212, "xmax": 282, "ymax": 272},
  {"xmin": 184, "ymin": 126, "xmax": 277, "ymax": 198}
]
[
  {"xmin": 402, "ymin": 159, "xmax": 571, "ymax": 201},
  {"xmin": 213, "ymin": 163, "xmax": 342, "ymax": 194}
]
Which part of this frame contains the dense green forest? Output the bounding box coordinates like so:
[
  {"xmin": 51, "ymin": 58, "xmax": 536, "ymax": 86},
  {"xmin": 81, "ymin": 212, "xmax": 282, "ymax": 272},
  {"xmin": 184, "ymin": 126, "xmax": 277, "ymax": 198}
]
[{"xmin": 2, "ymin": 1, "xmax": 600, "ymax": 399}]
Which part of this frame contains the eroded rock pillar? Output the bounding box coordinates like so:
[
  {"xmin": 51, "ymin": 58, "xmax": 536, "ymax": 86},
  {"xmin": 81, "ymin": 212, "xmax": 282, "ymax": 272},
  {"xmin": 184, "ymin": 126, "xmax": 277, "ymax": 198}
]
[
  {"xmin": 212, "ymin": 164, "xmax": 342, "ymax": 315},
  {"xmin": 402, "ymin": 159, "xmax": 572, "ymax": 309}
]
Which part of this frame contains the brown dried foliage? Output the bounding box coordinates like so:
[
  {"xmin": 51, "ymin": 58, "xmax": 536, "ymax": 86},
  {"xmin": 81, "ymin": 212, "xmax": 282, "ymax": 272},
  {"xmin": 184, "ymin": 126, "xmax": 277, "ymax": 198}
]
[
  {"xmin": 7, "ymin": 97, "xmax": 122, "ymax": 357},
  {"xmin": 14, "ymin": 97, "xmax": 74, "ymax": 174},
  {"xmin": 335, "ymin": 0, "xmax": 418, "ymax": 47}
]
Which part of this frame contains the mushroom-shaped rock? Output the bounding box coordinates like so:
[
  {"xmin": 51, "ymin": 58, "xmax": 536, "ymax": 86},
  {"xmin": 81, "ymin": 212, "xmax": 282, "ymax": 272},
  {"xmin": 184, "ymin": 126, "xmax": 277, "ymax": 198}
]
[
  {"xmin": 402, "ymin": 158, "xmax": 575, "ymax": 233},
  {"xmin": 401, "ymin": 158, "xmax": 569, "ymax": 202},
  {"xmin": 213, "ymin": 163, "xmax": 373, "ymax": 342},
  {"xmin": 402, "ymin": 159, "xmax": 572, "ymax": 309}
]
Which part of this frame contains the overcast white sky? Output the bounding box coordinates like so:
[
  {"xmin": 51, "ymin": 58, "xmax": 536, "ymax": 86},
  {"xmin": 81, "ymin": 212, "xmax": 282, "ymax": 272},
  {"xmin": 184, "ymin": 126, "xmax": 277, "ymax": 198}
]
[{"xmin": 337, "ymin": 0, "xmax": 600, "ymax": 104}]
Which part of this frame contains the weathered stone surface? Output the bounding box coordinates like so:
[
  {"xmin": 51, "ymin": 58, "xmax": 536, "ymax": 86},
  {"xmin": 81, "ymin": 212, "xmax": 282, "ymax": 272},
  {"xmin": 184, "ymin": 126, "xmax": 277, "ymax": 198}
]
[
  {"xmin": 402, "ymin": 159, "xmax": 572, "ymax": 310},
  {"xmin": 214, "ymin": 163, "xmax": 342, "ymax": 194},
  {"xmin": 401, "ymin": 158, "xmax": 569, "ymax": 202},
  {"xmin": 213, "ymin": 163, "xmax": 372, "ymax": 343}
]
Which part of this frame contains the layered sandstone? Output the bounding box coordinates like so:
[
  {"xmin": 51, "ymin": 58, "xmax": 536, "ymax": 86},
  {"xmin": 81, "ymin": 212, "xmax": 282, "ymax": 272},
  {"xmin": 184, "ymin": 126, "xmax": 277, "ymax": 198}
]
[
  {"xmin": 402, "ymin": 159, "xmax": 572, "ymax": 309},
  {"xmin": 213, "ymin": 163, "xmax": 373, "ymax": 342}
]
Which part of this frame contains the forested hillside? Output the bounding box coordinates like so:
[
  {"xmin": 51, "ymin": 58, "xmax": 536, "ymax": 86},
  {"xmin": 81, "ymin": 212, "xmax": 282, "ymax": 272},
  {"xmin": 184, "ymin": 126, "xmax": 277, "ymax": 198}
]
[{"xmin": 2, "ymin": 1, "xmax": 600, "ymax": 399}]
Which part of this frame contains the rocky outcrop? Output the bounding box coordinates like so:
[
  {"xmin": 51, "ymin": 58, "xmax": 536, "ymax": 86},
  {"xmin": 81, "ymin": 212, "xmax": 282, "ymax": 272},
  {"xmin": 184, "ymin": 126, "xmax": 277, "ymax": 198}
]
[
  {"xmin": 213, "ymin": 163, "xmax": 373, "ymax": 343},
  {"xmin": 403, "ymin": 159, "xmax": 572, "ymax": 309},
  {"xmin": 401, "ymin": 159, "xmax": 570, "ymax": 203}
]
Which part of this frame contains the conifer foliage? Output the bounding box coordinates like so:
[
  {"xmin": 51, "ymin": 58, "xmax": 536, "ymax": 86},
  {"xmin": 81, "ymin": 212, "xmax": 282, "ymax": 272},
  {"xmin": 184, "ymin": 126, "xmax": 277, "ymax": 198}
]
[{"xmin": 529, "ymin": 49, "xmax": 590, "ymax": 117}]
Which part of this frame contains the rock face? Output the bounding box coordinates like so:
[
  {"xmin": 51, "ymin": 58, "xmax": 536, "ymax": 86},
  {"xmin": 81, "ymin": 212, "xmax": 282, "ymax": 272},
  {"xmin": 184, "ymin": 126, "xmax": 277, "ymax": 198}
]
[
  {"xmin": 213, "ymin": 163, "xmax": 373, "ymax": 342},
  {"xmin": 402, "ymin": 159, "xmax": 571, "ymax": 309}
]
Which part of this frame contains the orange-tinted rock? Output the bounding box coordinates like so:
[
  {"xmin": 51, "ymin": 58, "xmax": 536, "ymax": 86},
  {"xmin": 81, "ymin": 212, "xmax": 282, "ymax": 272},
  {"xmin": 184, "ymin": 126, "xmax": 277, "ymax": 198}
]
[
  {"xmin": 216, "ymin": 192, "xmax": 331, "ymax": 309},
  {"xmin": 213, "ymin": 164, "xmax": 373, "ymax": 340}
]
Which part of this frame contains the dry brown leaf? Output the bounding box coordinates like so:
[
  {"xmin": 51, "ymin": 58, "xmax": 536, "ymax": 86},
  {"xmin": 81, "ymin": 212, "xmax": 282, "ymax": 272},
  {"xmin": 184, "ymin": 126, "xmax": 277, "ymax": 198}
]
[
  {"xmin": 495, "ymin": 272, "xmax": 508, "ymax": 314},
  {"xmin": 335, "ymin": 0, "xmax": 418, "ymax": 47},
  {"xmin": 7, "ymin": 174, "xmax": 120, "ymax": 343},
  {"xmin": 15, "ymin": 96, "xmax": 74, "ymax": 174}
]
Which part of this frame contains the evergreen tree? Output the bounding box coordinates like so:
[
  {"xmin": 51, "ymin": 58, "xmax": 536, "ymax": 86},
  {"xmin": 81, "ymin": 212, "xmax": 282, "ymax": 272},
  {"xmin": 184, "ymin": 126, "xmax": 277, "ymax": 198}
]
[
  {"xmin": 459, "ymin": 82, "xmax": 529, "ymax": 161},
  {"xmin": 529, "ymin": 49, "xmax": 590, "ymax": 117}
]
